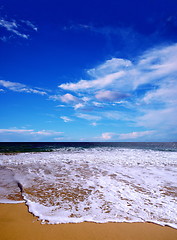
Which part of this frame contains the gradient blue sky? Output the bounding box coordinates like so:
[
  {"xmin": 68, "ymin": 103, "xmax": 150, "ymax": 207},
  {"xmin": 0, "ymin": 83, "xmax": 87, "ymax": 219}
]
[{"xmin": 0, "ymin": 0, "xmax": 177, "ymax": 142}]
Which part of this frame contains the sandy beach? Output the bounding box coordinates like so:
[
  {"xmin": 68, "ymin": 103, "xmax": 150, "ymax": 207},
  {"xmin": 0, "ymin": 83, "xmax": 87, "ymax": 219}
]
[{"xmin": 0, "ymin": 203, "xmax": 177, "ymax": 240}]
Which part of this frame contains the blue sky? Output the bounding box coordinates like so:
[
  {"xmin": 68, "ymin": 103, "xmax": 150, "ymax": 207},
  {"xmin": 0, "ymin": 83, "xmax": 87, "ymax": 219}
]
[{"xmin": 0, "ymin": 0, "xmax": 177, "ymax": 142}]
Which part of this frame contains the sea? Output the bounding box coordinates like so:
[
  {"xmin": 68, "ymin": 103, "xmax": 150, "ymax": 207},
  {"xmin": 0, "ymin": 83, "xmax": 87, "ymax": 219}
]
[{"xmin": 0, "ymin": 142, "xmax": 177, "ymax": 228}]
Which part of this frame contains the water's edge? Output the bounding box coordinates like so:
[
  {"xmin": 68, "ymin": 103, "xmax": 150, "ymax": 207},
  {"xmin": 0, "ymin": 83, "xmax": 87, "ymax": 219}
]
[{"xmin": 0, "ymin": 145, "xmax": 177, "ymax": 228}]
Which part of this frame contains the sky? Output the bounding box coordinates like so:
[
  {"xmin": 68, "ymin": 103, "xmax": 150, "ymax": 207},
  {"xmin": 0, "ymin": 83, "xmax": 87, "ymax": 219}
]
[{"xmin": 0, "ymin": 0, "xmax": 177, "ymax": 142}]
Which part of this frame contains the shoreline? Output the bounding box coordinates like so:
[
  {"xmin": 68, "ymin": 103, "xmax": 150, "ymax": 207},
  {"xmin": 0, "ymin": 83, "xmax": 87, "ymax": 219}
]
[{"xmin": 0, "ymin": 203, "xmax": 177, "ymax": 240}]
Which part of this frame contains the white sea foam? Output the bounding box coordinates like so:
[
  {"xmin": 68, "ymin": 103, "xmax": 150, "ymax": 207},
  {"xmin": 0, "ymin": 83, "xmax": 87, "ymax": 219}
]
[
  {"xmin": 0, "ymin": 147, "xmax": 177, "ymax": 227},
  {"xmin": 0, "ymin": 199, "xmax": 24, "ymax": 204}
]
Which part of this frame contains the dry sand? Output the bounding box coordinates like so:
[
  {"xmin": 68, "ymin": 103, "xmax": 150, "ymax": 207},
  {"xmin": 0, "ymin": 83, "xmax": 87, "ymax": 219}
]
[{"xmin": 0, "ymin": 203, "xmax": 177, "ymax": 240}]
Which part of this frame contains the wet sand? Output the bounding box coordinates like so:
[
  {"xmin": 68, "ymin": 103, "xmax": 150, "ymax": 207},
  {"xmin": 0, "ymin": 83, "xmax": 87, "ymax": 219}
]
[{"xmin": 0, "ymin": 203, "xmax": 177, "ymax": 240}]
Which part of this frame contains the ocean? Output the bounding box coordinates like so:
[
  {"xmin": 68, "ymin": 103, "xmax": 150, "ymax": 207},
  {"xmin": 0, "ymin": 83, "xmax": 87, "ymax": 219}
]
[{"xmin": 0, "ymin": 142, "xmax": 177, "ymax": 228}]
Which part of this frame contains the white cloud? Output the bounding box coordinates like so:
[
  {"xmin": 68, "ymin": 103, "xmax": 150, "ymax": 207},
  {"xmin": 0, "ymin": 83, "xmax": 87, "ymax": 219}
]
[
  {"xmin": 59, "ymin": 71, "xmax": 125, "ymax": 91},
  {"xmin": 88, "ymin": 58, "xmax": 132, "ymax": 77},
  {"xmin": 137, "ymin": 107, "xmax": 177, "ymax": 129},
  {"xmin": 0, "ymin": 18, "xmax": 37, "ymax": 40},
  {"xmin": 49, "ymin": 94, "xmax": 84, "ymax": 107},
  {"xmin": 0, "ymin": 89, "xmax": 4, "ymax": 92},
  {"xmin": 92, "ymin": 101, "xmax": 104, "ymax": 107},
  {"xmin": 49, "ymin": 95, "xmax": 61, "ymax": 101},
  {"xmin": 21, "ymin": 20, "xmax": 38, "ymax": 31},
  {"xmin": 54, "ymin": 137, "xmax": 64, "ymax": 141},
  {"xmin": 142, "ymin": 79, "xmax": 177, "ymax": 105},
  {"xmin": 119, "ymin": 130, "xmax": 155, "ymax": 140},
  {"xmin": 60, "ymin": 93, "xmax": 80, "ymax": 103},
  {"xmin": 0, "ymin": 19, "xmax": 28, "ymax": 39},
  {"xmin": 99, "ymin": 130, "xmax": 155, "ymax": 140},
  {"xmin": 0, "ymin": 128, "xmax": 63, "ymax": 136},
  {"xmin": 30, "ymin": 89, "xmax": 47, "ymax": 95},
  {"xmin": 95, "ymin": 90, "xmax": 129, "ymax": 101},
  {"xmin": 136, "ymin": 76, "xmax": 177, "ymax": 134},
  {"xmin": 101, "ymin": 132, "xmax": 115, "ymax": 140},
  {"xmin": 0, "ymin": 129, "xmax": 33, "ymax": 134},
  {"xmin": 90, "ymin": 122, "xmax": 97, "ymax": 126},
  {"xmin": 77, "ymin": 113, "xmax": 101, "ymax": 121},
  {"xmin": 57, "ymin": 43, "xmax": 177, "ymax": 139},
  {"xmin": 0, "ymin": 80, "xmax": 47, "ymax": 95},
  {"xmin": 58, "ymin": 57, "xmax": 132, "ymax": 93},
  {"xmin": 103, "ymin": 111, "xmax": 126, "ymax": 120},
  {"xmin": 74, "ymin": 103, "xmax": 85, "ymax": 110},
  {"xmin": 56, "ymin": 104, "xmax": 65, "ymax": 107},
  {"xmin": 31, "ymin": 130, "xmax": 63, "ymax": 136},
  {"xmin": 131, "ymin": 47, "xmax": 177, "ymax": 89},
  {"xmin": 82, "ymin": 96, "xmax": 91, "ymax": 102},
  {"xmin": 0, "ymin": 80, "xmax": 24, "ymax": 89},
  {"xmin": 59, "ymin": 43, "xmax": 177, "ymax": 95},
  {"xmin": 60, "ymin": 116, "xmax": 73, "ymax": 122}
]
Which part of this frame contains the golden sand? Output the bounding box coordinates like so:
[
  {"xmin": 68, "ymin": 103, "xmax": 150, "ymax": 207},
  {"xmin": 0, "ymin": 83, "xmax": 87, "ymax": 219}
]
[{"xmin": 0, "ymin": 203, "xmax": 177, "ymax": 240}]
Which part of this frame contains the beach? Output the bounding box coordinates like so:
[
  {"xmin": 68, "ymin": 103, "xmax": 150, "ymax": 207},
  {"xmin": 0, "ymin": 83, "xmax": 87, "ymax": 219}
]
[
  {"xmin": 1, "ymin": 143, "xmax": 177, "ymax": 238},
  {"xmin": 0, "ymin": 203, "xmax": 177, "ymax": 240}
]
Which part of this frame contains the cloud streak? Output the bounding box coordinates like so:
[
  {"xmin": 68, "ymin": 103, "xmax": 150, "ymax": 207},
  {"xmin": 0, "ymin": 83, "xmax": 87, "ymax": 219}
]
[
  {"xmin": 119, "ymin": 131, "xmax": 155, "ymax": 140},
  {"xmin": 59, "ymin": 71, "xmax": 125, "ymax": 91},
  {"xmin": 0, "ymin": 80, "xmax": 47, "ymax": 95},
  {"xmin": 60, "ymin": 116, "xmax": 73, "ymax": 122},
  {"xmin": 77, "ymin": 113, "xmax": 101, "ymax": 121},
  {"xmin": 0, "ymin": 128, "xmax": 63, "ymax": 136},
  {"xmin": 60, "ymin": 93, "xmax": 80, "ymax": 103},
  {"xmin": 0, "ymin": 18, "xmax": 37, "ymax": 41},
  {"xmin": 95, "ymin": 90, "xmax": 129, "ymax": 102},
  {"xmin": 100, "ymin": 130, "xmax": 155, "ymax": 140},
  {"xmin": 101, "ymin": 132, "xmax": 115, "ymax": 140}
]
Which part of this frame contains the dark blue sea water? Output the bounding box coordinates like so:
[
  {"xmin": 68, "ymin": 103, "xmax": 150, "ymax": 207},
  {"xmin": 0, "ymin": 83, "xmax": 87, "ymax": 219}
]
[{"xmin": 0, "ymin": 142, "xmax": 177, "ymax": 153}]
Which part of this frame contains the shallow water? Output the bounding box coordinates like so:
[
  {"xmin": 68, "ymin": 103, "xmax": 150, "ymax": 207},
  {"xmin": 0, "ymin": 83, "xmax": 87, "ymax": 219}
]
[{"xmin": 0, "ymin": 144, "xmax": 177, "ymax": 227}]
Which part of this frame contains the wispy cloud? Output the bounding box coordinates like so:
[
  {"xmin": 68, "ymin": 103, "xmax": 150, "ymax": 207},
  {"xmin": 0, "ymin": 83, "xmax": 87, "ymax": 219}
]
[
  {"xmin": 0, "ymin": 17, "xmax": 37, "ymax": 41},
  {"xmin": 60, "ymin": 93, "xmax": 80, "ymax": 103},
  {"xmin": 0, "ymin": 19, "xmax": 28, "ymax": 39},
  {"xmin": 95, "ymin": 90, "xmax": 129, "ymax": 102},
  {"xmin": 63, "ymin": 24, "xmax": 136, "ymax": 42},
  {"xmin": 119, "ymin": 130, "xmax": 155, "ymax": 140},
  {"xmin": 60, "ymin": 116, "xmax": 73, "ymax": 122},
  {"xmin": 90, "ymin": 122, "xmax": 97, "ymax": 126},
  {"xmin": 0, "ymin": 129, "xmax": 34, "ymax": 134},
  {"xmin": 99, "ymin": 130, "xmax": 155, "ymax": 140},
  {"xmin": 141, "ymin": 79, "xmax": 177, "ymax": 106},
  {"xmin": 77, "ymin": 113, "xmax": 101, "ymax": 121},
  {"xmin": 0, "ymin": 80, "xmax": 47, "ymax": 95},
  {"xmin": 49, "ymin": 93, "xmax": 80, "ymax": 103},
  {"xmin": 137, "ymin": 107, "xmax": 177, "ymax": 129},
  {"xmin": 54, "ymin": 137, "xmax": 65, "ymax": 141},
  {"xmin": 21, "ymin": 20, "xmax": 38, "ymax": 32},
  {"xmin": 101, "ymin": 132, "xmax": 116, "ymax": 140},
  {"xmin": 49, "ymin": 95, "xmax": 62, "ymax": 101},
  {"xmin": 31, "ymin": 130, "xmax": 63, "ymax": 136},
  {"xmin": 74, "ymin": 103, "xmax": 85, "ymax": 110},
  {"xmin": 103, "ymin": 111, "xmax": 127, "ymax": 121},
  {"xmin": 87, "ymin": 58, "xmax": 132, "ymax": 77},
  {"xmin": 59, "ymin": 71, "xmax": 125, "ymax": 91},
  {"xmin": 0, "ymin": 128, "xmax": 63, "ymax": 136}
]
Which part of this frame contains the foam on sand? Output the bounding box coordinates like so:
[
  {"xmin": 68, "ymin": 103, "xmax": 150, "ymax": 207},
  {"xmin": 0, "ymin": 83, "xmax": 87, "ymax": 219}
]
[{"xmin": 0, "ymin": 147, "xmax": 177, "ymax": 227}]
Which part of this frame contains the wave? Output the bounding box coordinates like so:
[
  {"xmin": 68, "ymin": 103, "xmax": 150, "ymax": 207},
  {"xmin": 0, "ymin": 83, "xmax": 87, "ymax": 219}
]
[{"xmin": 0, "ymin": 147, "xmax": 177, "ymax": 228}]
